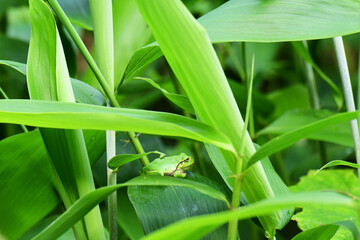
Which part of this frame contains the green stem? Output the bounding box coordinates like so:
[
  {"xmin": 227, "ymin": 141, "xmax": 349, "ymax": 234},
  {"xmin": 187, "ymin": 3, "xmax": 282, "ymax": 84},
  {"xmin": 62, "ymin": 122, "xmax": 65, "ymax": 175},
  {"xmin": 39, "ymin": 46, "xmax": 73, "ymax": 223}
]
[
  {"xmin": 0, "ymin": 87, "xmax": 28, "ymax": 132},
  {"xmin": 241, "ymin": 43, "xmax": 255, "ymax": 138},
  {"xmin": 228, "ymin": 56, "xmax": 255, "ymax": 240},
  {"xmin": 300, "ymin": 41, "xmax": 327, "ymax": 165},
  {"xmin": 302, "ymin": 41, "xmax": 321, "ymax": 110},
  {"xmin": 88, "ymin": 0, "xmax": 117, "ymax": 238},
  {"xmin": 228, "ymin": 157, "xmax": 244, "ymax": 240},
  {"xmin": 333, "ymin": 36, "xmax": 360, "ymax": 177},
  {"xmin": 47, "ymin": 0, "xmax": 149, "ymax": 166}
]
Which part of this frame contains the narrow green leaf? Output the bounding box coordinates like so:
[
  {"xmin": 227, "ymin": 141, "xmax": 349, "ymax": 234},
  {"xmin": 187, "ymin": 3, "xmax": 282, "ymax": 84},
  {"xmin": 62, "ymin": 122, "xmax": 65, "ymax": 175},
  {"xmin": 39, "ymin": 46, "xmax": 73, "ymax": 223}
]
[
  {"xmin": 336, "ymin": 220, "xmax": 360, "ymax": 240},
  {"xmin": 317, "ymin": 160, "xmax": 360, "ymax": 173},
  {"xmin": 257, "ymin": 109, "xmax": 353, "ymax": 147},
  {"xmin": 135, "ymin": 0, "xmax": 291, "ymax": 235},
  {"xmin": 33, "ymin": 175, "xmax": 230, "ymax": 240},
  {"xmin": 292, "ymin": 41, "xmax": 343, "ymax": 108},
  {"xmin": 121, "ymin": 43, "xmax": 162, "ymax": 82},
  {"xmin": 141, "ymin": 192, "xmax": 355, "ymax": 240},
  {"xmin": 198, "ymin": 0, "xmax": 360, "ymax": 43},
  {"xmin": 108, "ymin": 151, "xmax": 164, "ymax": 170},
  {"xmin": 0, "ymin": 60, "xmax": 105, "ymax": 105},
  {"xmin": 125, "ymin": 0, "xmax": 360, "ymax": 81},
  {"xmin": 28, "ymin": 0, "xmax": 105, "ymax": 238},
  {"xmin": 291, "ymin": 225, "xmax": 339, "ymax": 240},
  {"xmin": 135, "ymin": 77, "xmax": 195, "ymax": 114},
  {"xmin": 0, "ymin": 100, "xmax": 234, "ymax": 152},
  {"xmin": 248, "ymin": 111, "xmax": 357, "ymax": 168}
]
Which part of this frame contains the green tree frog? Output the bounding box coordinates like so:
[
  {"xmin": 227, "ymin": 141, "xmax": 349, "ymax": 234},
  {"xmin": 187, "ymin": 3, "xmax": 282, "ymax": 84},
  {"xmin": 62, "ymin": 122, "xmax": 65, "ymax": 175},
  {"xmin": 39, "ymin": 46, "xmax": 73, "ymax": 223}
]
[{"xmin": 140, "ymin": 153, "xmax": 194, "ymax": 178}]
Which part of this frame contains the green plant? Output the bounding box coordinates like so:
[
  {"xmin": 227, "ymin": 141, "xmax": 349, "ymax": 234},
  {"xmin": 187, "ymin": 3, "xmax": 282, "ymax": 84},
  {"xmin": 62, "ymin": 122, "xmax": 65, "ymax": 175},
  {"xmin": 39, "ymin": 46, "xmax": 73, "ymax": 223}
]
[{"xmin": 1, "ymin": 0, "xmax": 360, "ymax": 239}]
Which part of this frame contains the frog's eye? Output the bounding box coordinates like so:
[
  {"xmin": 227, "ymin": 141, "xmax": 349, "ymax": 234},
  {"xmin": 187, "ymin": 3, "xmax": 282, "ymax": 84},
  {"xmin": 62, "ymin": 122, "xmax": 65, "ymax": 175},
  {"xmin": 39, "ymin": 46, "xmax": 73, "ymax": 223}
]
[{"xmin": 184, "ymin": 157, "xmax": 189, "ymax": 162}]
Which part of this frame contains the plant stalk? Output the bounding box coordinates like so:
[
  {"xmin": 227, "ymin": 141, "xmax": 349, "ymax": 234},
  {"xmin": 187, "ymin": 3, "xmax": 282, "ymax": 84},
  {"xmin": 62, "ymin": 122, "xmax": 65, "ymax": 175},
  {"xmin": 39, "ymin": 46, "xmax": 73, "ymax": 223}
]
[
  {"xmin": 300, "ymin": 41, "xmax": 327, "ymax": 165},
  {"xmin": 228, "ymin": 157, "xmax": 244, "ymax": 240},
  {"xmin": 242, "ymin": 42, "xmax": 255, "ymax": 138},
  {"xmin": 89, "ymin": 0, "xmax": 118, "ymax": 238},
  {"xmin": 47, "ymin": 0, "xmax": 149, "ymax": 166},
  {"xmin": 107, "ymin": 127, "xmax": 118, "ymax": 240},
  {"xmin": 228, "ymin": 56, "xmax": 255, "ymax": 240},
  {"xmin": 333, "ymin": 36, "xmax": 360, "ymax": 177}
]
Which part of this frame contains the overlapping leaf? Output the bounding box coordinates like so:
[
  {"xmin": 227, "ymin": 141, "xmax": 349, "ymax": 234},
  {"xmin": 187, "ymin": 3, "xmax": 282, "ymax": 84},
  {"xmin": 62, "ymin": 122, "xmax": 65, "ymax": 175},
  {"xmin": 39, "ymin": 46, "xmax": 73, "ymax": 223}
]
[{"xmin": 0, "ymin": 99, "xmax": 234, "ymax": 152}]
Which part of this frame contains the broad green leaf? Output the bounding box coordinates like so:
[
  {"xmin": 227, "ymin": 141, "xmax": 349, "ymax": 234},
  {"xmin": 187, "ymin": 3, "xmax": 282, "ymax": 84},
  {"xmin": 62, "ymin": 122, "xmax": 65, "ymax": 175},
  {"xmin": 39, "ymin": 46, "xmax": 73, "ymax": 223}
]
[
  {"xmin": 135, "ymin": 0, "xmax": 290, "ymax": 235},
  {"xmin": 108, "ymin": 151, "xmax": 164, "ymax": 170},
  {"xmin": 124, "ymin": 0, "xmax": 360, "ymax": 81},
  {"xmin": 317, "ymin": 160, "xmax": 360, "ymax": 173},
  {"xmin": 292, "ymin": 225, "xmax": 339, "ymax": 240},
  {"xmin": 0, "ymin": 60, "xmax": 105, "ymax": 105},
  {"xmin": 33, "ymin": 175, "xmax": 230, "ymax": 240},
  {"xmin": 142, "ymin": 191, "xmax": 355, "ymax": 240},
  {"xmin": 135, "ymin": 77, "xmax": 195, "ymax": 115},
  {"xmin": 0, "ymin": 99, "xmax": 234, "ymax": 152},
  {"xmin": 0, "ymin": 129, "xmax": 105, "ymax": 240},
  {"xmin": 70, "ymin": 78, "xmax": 105, "ymax": 105},
  {"xmin": 28, "ymin": 0, "xmax": 104, "ymax": 239},
  {"xmin": 258, "ymin": 109, "xmax": 353, "ymax": 147},
  {"xmin": 117, "ymin": 188, "xmax": 145, "ymax": 240},
  {"xmin": 198, "ymin": 0, "xmax": 360, "ymax": 43},
  {"xmin": 0, "ymin": 131, "xmax": 59, "ymax": 240},
  {"xmin": 121, "ymin": 43, "xmax": 162, "ymax": 82},
  {"xmin": 128, "ymin": 175, "xmax": 229, "ymax": 239},
  {"xmin": 248, "ymin": 111, "xmax": 357, "ymax": 168},
  {"xmin": 58, "ymin": 0, "xmax": 92, "ymax": 30},
  {"xmin": 291, "ymin": 170, "xmax": 360, "ymax": 240},
  {"xmin": 292, "ymin": 41, "xmax": 343, "ymax": 109}
]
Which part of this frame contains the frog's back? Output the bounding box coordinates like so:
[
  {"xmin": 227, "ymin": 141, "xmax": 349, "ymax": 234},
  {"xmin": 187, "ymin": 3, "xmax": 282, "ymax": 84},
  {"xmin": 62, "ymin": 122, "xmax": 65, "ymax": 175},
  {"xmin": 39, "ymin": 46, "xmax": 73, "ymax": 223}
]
[{"xmin": 142, "ymin": 154, "xmax": 185, "ymax": 172}]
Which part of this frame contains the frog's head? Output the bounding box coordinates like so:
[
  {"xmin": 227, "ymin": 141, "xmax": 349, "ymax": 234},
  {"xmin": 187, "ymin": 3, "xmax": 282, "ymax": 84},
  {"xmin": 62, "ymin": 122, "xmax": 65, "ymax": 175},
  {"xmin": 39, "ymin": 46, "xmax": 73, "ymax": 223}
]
[{"xmin": 176, "ymin": 153, "xmax": 194, "ymax": 171}]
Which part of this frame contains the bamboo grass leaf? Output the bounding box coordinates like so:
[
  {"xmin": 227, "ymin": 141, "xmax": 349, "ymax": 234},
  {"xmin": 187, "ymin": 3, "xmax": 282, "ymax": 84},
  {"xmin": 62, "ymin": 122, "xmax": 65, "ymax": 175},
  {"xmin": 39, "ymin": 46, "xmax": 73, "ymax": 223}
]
[
  {"xmin": 141, "ymin": 192, "xmax": 356, "ymax": 240},
  {"xmin": 135, "ymin": 77, "xmax": 195, "ymax": 115},
  {"xmin": 0, "ymin": 99, "xmax": 234, "ymax": 152},
  {"xmin": 135, "ymin": 0, "xmax": 291, "ymax": 235},
  {"xmin": 291, "ymin": 225, "xmax": 339, "ymax": 240},
  {"xmin": 0, "ymin": 129, "xmax": 105, "ymax": 239},
  {"xmin": 316, "ymin": 160, "xmax": 360, "ymax": 174},
  {"xmin": 28, "ymin": 0, "xmax": 105, "ymax": 238},
  {"xmin": 33, "ymin": 175, "xmax": 231, "ymax": 240},
  {"xmin": 248, "ymin": 111, "xmax": 358, "ymax": 168},
  {"xmin": 108, "ymin": 151, "xmax": 164, "ymax": 170},
  {"xmin": 124, "ymin": 0, "xmax": 360, "ymax": 81},
  {"xmin": 33, "ymin": 189, "xmax": 356, "ymax": 240},
  {"xmin": 0, "ymin": 131, "xmax": 60, "ymax": 240},
  {"xmin": 128, "ymin": 177, "xmax": 229, "ymax": 238}
]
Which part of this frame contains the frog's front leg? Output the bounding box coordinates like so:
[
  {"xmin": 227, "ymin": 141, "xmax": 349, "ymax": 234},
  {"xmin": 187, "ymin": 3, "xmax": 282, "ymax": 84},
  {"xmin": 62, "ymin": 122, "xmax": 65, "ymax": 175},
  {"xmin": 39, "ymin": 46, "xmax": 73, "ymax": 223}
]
[
  {"xmin": 173, "ymin": 170, "xmax": 187, "ymax": 178},
  {"xmin": 144, "ymin": 170, "xmax": 164, "ymax": 176}
]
